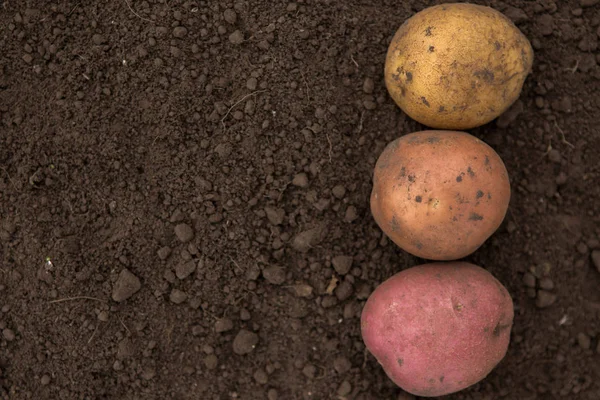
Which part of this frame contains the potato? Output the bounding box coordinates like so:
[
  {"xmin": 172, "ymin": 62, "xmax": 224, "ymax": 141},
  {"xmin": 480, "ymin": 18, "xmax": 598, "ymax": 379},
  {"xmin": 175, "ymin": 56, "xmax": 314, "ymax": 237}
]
[
  {"xmin": 361, "ymin": 262, "xmax": 514, "ymax": 397},
  {"xmin": 370, "ymin": 130, "xmax": 510, "ymax": 260},
  {"xmin": 384, "ymin": 3, "xmax": 534, "ymax": 130}
]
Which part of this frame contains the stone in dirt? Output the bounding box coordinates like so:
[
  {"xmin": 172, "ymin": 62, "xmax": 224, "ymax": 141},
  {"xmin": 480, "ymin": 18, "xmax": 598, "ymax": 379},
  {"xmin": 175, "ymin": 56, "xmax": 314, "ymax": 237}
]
[
  {"xmin": 174, "ymin": 223, "xmax": 194, "ymax": 243},
  {"xmin": 292, "ymin": 224, "xmax": 327, "ymax": 252},
  {"xmin": 262, "ymin": 265, "xmax": 286, "ymax": 285},
  {"xmin": 233, "ymin": 329, "xmax": 259, "ymax": 355},
  {"xmin": 112, "ymin": 269, "xmax": 142, "ymax": 302},
  {"xmin": 536, "ymin": 290, "xmax": 557, "ymax": 308},
  {"xmin": 175, "ymin": 260, "xmax": 196, "ymax": 280},
  {"xmin": 332, "ymin": 255, "xmax": 353, "ymax": 275}
]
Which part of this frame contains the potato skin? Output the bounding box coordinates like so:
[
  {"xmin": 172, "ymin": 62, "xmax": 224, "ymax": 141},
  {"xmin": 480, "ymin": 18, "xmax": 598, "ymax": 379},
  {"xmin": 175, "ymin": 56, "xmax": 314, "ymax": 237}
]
[
  {"xmin": 370, "ymin": 130, "xmax": 510, "ymax": 260},
  {"xmin": 385, "ymin": 3, "xmax": 534, "ymax": 130},
  {"xmin": 361, "ymin": 262, "xmax": 514, "ymax": 397}
]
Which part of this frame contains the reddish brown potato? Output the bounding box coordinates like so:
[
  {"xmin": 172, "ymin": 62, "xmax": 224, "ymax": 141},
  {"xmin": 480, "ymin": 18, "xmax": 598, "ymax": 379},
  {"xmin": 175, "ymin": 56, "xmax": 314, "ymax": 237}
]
[
  {"xmin": 371, "ymin": 130, "xmax": 510, "ymax": 260},
  {"xmin": 361, "ymin": 262, "xmax": 514, "ymax": 397}
]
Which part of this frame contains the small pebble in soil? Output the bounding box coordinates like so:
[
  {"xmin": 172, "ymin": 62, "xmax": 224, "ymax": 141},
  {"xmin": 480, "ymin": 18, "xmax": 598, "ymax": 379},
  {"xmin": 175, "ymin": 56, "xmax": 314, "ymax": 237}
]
[
  {"xmin": 175, "ymin": 260, "xmax": 196, "ymax": 280},
  {"xmin": 292, "ymin": 225, "xmax": 327, "ymax": 253},
  {"xmin": 204, "ymin": 354, "xmax": 218, "ymax": 369},
  {"xmin": 223, "ymin": 9, "xmax": 237, "ymax": 24},
  {"xmin": 40, "ymin": 374, "xmax": 51, "ymax": 385},
  {"xmin": 157, "ymin": 246, "xmax": 172, "ymax": 260},
  {"xmin": 335, "ymin": 280, "xmax": 354, "ymax": 301},
  {"xmin": 229, "ymin": 30, "xmax": 244, "ymax": 44},
  {"xmin": 363, "ymin": 77, "xmax": 375, "ymax": 94},
  {"xmin": 267, "ymin": 389, "xmax": 278, "ymax": 400},
  {"xmin": 98, "ymin": 311, "xmax": 109, "ymax": 322},
  {"xmin": 338, "ymin": 380, "xmax": 352, "ymax": 396},
  {"xmin": 302, "ymin": 364, "xmax": 316, "ymax": 379},
  {"xmin": 174, "ymin": 223, "xmax": 194, "ymax": 243},
  {"xmin": 169, "ymin": 288, "xmax": 187, "ymax": 304},
  {"xmin": 253, "ymin": 368, "xmax": 268, "ymax": 384},
  {"xmin": 233, "ymin": 329, "xmax": 259, "ymax": 355},
  {"xmin": 112, "ymin": 269, "xmax": 142, "ymax": 302},
  {"xmin": 240, "ymin": 308, "xmax": 251, "ymax": 320},
  {"xmin": 292, "ymin": 173, "xmax": 309, "ymax": 188},
  {"xmin": 331, "ymin": 185, "xmax": 346, "ymax": 199},
  {"xmin": 536, "ymin": 290, "xmax": 557, "ymax": 308},
  {"xmin": 262, "ymin": 265, "xmax": 286, "ymax": 285},
  {"xmin": 113, "ymin": 360, "xmax": 123, "ymax": 371},
  {"xmin": 334, "ymin": 356, "xmax": 352, "ymax": 374},
  {"xmin": 344, "ymin": 206, "xmax": 358, "ymax": 222},
  {"xmin": 215, "ymin": 318, "xmax": 234, "ymax": 333},
  {"xmin": 577, "ymin": 332, "xmax": 591, "ymax": 350},
  {"xmin": 293, "ymin": 283, "xmax": 313, "ymax": 297},
  {"xmin": 264, "ymin": 207, "xmax": 285, "ymax": 225},
  {"xmin": 522, "ymin": 272, "xmax": 536, "ymax": 288},
  {"xmin": 2, "ymin": 328, "xmax": 15, "ymax": 341},
  {"xmin": 172, "ymin": 26, "xmax": 187, "ymax": 38},
  {"xmin": 332, "ymin": 255, "xmax": 353, "ymax": 275}
]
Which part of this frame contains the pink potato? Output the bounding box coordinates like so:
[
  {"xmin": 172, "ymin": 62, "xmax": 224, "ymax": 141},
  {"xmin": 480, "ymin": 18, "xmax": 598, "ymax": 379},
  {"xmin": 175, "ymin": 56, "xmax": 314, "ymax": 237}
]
[{"xmin": 360, "ymin": 262, "xmax": 513, "ymax": 397}]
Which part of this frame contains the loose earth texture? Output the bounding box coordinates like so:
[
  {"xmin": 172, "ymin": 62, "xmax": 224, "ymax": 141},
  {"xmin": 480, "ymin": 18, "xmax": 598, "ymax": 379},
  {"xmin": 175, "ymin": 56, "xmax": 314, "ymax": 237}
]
[{"xmin": 1, "ymin": 1, "xmax": 599, "ymax": 399}]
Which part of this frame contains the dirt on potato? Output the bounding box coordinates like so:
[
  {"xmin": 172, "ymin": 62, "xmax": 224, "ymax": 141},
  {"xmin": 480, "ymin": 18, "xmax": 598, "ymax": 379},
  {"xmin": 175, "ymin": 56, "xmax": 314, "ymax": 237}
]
[{"xmin": 0, "ymin": 1, "xmax": 599, "ymax": 400}]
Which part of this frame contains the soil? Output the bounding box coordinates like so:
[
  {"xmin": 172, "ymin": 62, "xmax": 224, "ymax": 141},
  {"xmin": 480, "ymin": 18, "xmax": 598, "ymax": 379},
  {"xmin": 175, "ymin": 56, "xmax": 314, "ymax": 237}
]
[{"xmin": 1, "ymin": 0, "xmax": 599, "ymax": 399}]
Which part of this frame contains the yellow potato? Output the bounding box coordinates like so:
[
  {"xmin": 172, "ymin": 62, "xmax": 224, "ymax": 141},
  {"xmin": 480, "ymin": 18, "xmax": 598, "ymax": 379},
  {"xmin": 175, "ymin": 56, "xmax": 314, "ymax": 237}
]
[{"xmin": 384, "ymin": 3, "xmax": 534, "ymax": 130}]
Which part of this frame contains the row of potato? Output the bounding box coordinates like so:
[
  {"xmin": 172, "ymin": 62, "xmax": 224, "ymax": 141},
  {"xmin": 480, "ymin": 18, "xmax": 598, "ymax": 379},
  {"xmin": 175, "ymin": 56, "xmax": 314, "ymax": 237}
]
[{"xmin": 359, "ymin": 4, "xmax": 534, "ymax": 397}]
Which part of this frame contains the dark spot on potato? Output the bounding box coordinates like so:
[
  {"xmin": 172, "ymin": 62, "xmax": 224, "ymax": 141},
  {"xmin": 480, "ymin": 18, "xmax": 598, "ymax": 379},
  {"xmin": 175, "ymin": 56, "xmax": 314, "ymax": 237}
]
[
  {"xmin": 414, "ymin": 241, "xmax": 423, "ymax": 250},
  {"xmin": 484, "ymin": 327, "xmax": 490, "ymax": 333},
  {"xmin": 438, "ymin": 105, "xmax": 445, "ymax": 112},
  {"xmin": 435, "ymin": 273, "xmax": 442, "ymax": 280},
  {"xmin": 487, "ymin": 192, "xmax": 492, "ymax": 200},
  {"xmin": 495, "ymin": 41, "xmax": 501, "ymax": 51},
  {"xmin": 456, "ymin": 175, "xmax": 463, "ymax": 182},
  {"xmin": 408, "ymin": 175, "xmax": 415, "ymax": 183},
  {"xmin": 399, "ymin": 166, "xmax": 406, "ymax": 177},
  {"xmin": 521, "ymin": 48, "xmax": 530, "ymax": 69},
  {"xmin": 467, "ymin": 167, "xmax": 475, "ymax": 177},
  {"xmin": 428, "ymin": 378, "xmax": 436, "ymax": 384},
  {"xmin": 424, "ymin": 26, "xmax": 433, "ymax": 36},
  {"xmin": 476, "ymin": 190, "xmax": 484, "ymax": 199},
  {"xmin": 469, "ymin": 213, "xmax": 484, "ymax": 221},
  {"xmin": 439, "ymin": 376, "xmax": 445, "ymax": 383},
  {"xmin": 493, "ymin": 322, "xmax": 511, "ymax": 337},
  {"xmin": 474, "ymin": 69, "xmax": 495, "ymax": 83},
  {"xmin": 406, "ymin": 71, "xmax": 413, "ymax": 82},
  {"xmin": 421, "ymin": 97, "xmax": 430, "ymax": 107},
  {"xmin": 397, "ymin": 358, "xmax": 404, "ymax": 367},
  {"xmin": 455, "ymin": 193, "xmax": 469, "ymax": 204},
  {"xmin": 391, "ymin": 216, "xmax": 400, "ymax": 232},
  {"xmin": 415, "ymin": 195, "xmax": 422, "ymax": 203},
  {"xmin": 428, "ymin": 45, "xmax": 435, "ymax": 52},
  {"xmin": 401, "ymin": 86, "xmax": 406, "ymax": 97},
  {"xmin": 426, "ymin": 136, "xmax": 440, "ymax": 144},
  {"xmin": 448, "ymin": 205, "xmax": 453, "ymax": 210},
  {"xmin": 484, "ymin": 155, "xmax": 490, "ymax": 165},
  {"xmin": 452, "ymin": 216, "xmax": 458, "ymax": 222},
  {"xmin": 471, "ymin": 81, "xmax": 476, "ymax": 89}
]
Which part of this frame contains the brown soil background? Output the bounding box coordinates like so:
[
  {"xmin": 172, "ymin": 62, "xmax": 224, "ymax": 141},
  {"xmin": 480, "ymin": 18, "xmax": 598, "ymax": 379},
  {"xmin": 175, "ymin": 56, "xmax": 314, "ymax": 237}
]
[{"xmin": 1, "ymin": 0, "xmax": 599, "ymax": 399}]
